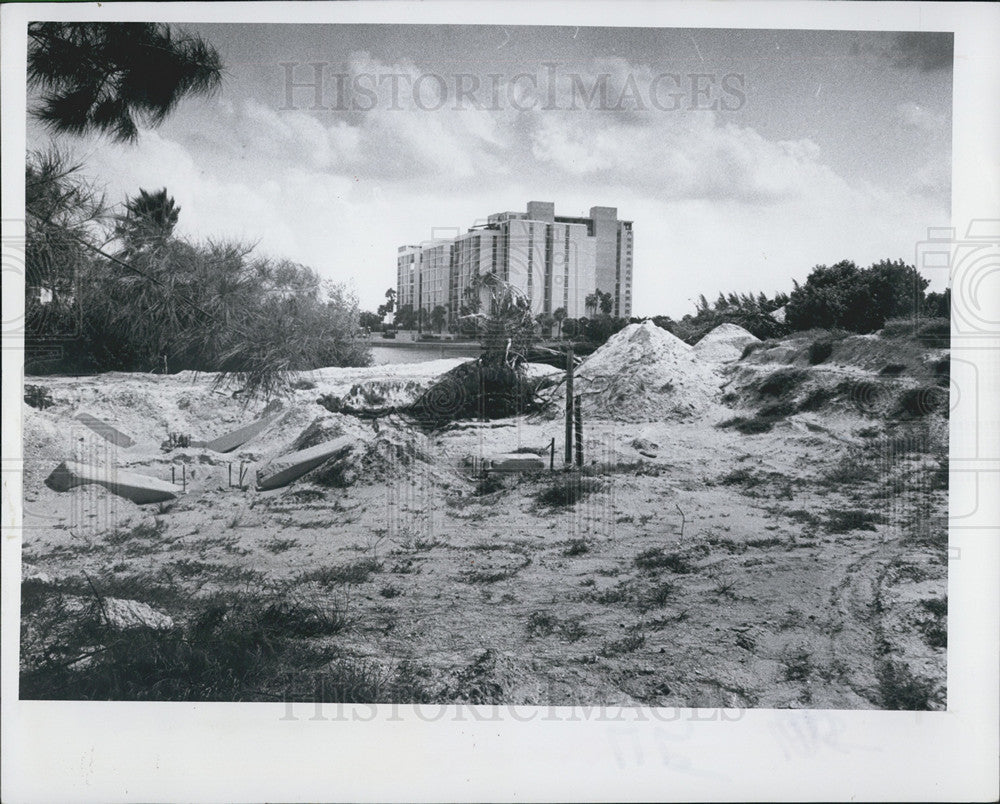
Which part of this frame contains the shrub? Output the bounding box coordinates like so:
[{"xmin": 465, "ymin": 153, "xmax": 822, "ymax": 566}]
[
  {"xmin": 23, "ymin": 384, "xmax": 55, "ymax": 409},
  {"xmin": 634, "ymin": 548, "xmax": 694, "ymax": 574},
  {"xmin": 735, "ymin": 417, "xmax": 774, "ymax": 434},
  {"xmin": 19, "ymin": 585, "xmax": 354, "ymax": 701},
  {"xmin": 877, "ymin": 660, "xmax": 939, "ymax": 710},
  {"xmin": 758, "ymin": 401, "xmax": 796, "ymax": 419},
  {"xmin": 741, "ymin": 341, "xmax": 764, "ymax": 360},
  {"xmin": 757, "ymin": 369, "xmax": 807, "ymax": 398},
  {"xmin": 797, "ymin": 387, "xmax": 834, "ymax": 412},
  {"xmin": 298, "ymin": 559, "xmax": 383, "ymax": 587},
  {"xmin": 894, "ymin": 386, "xmax": 947, "ymax": 418},
  {"xmin": 535, "ymin": 476, "xmax": 602, "ymax": 508},
  {"xmin": 916, "ymin": 317, "xmax": 950, "ymax": 348},
  {"xmin": 808, "ymin": 339, "xmax": 834, "ymax": 365},
  {"xmin": 824, "ymin": 509, "xmax": 886, "ymax": 533}
]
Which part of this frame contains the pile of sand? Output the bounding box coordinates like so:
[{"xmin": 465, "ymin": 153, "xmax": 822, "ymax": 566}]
[
  {"xmin": 569, "ymin": 321, "xmax": 721, "ymax": 421},
  {"xmin": 693, "ymin": 323, "xmax": 760, "ymax": 363}
]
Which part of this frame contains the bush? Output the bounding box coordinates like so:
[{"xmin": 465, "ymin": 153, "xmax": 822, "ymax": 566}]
[
  {"xmin": 19, "ymin": 585, "xmax": 355, "ymax": 701},
  {"xmin": 23, "ymin": 384, "xmax": 54, "ymax": 409},
  {"xmin": 718, "ymin": 416, "xmax": 775, "ymax": 435},
  {"xmin": 808, "ymin": 339, "xmax": 834, "ymax": 365},
  {"xmin": 786, "ymin": 259, "xmax": 929, "ymax": 334},
  {"xmin": 634, "ymin": 548, "xmax": 694, "ymax": 574},
  {"xmin": 758, "ymin": 401, "xmax": 796, "ymax": 419},
  {"xmin": 894, "ymin": 386, "xmax": 948, "ymax": 418},
  {"xmin": 797, "ymin": 387, "xmax": 834, "ymax": 412},
  {"xmin": 916, "ymin": 317, "xmax": 950, "ymax": 348},
  {"xmin": 536, "ymin": 476, "xmax": 602, "ymax": 508},
  {"xmin": 757, "ymin": 369, "xmax": 806, "ymax": 398},
  {"xmin": 877, "ymin": 660, "xmax": 940, "ymax": 710}
]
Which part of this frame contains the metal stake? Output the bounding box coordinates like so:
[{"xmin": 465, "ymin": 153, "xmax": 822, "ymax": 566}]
[
  {"xmin": 574, "ymin": 395, "xmax": 584, "ymax": 468},
  {"xmin": 565, "ymin": 346, "xmax": 575, "ymax": 464}
]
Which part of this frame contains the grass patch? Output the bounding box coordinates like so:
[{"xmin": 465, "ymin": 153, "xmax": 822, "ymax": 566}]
[
  {"xmin": 535, "ymin": 476, "xmax": 602, "ymax": 508},
  {"xmin": 562, "ymin": 539, "xmax": 591, "ymax": 557},
  {"xmin": 718, "ymin": 468, "xmax": 763, "ymax": 487},
  {"xmin": 718, "ymin": 416, "xmax": 774, "ymax": 435},
  {"xmin": 824, "ymin": 509, "xmax": 886, "ymax": 533},
  {"xmin": 877, "ymin": 659, "xmax": 940, "ymax": 710},
  {"xmin": 298, "ymin": 559, "xmax": 383, "ymax": 587},
  {"xmin": 261, "ymin": 536, "xmax": 299, "ymax": 554},
  {"xmin": 634, "ymin": 548, "xmax": 695, "ymax": 574},
  {"xmin": 640, "ymin": 581, "xmax": 677, "ymax": 611},
  {"xmin": 781, "ymin": 646, "xmax": 814, "ymax": 681},
  {"xmin": 460, "ymin": 555, "xmax": 531, "ymax": 585},
  {"xmin": 598, "ymin": 633, "xmax": 646, "ymax": 658},
  {"xmin": 19, "ymin": 585, "xmax": 357, "ymax": 701}
]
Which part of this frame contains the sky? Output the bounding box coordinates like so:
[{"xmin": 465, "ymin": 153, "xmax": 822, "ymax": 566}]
[{"xmin": 27, "ymin": 25, "xmax": 954, "ymax": 318}]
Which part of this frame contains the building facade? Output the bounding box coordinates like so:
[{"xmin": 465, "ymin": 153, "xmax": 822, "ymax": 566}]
[{"xmin": 396, "ymin": 202, "xmax": 633, "ymax": 330}]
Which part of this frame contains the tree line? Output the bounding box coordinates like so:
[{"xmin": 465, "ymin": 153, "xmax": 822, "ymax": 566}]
[{"xmin": 24, "ymin": 23, "xmax": 369, "ymax": 398}]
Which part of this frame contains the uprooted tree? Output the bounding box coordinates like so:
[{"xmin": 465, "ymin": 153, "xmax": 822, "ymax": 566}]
[{"xmin": 410, "ymin": 272, "xmax": 546, "ymax": 425}]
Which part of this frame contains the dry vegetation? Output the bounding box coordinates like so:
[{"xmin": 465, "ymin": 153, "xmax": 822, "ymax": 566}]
[{"xmin": 20, "ymin": 322, "xmax": 948, "ymax": 709}]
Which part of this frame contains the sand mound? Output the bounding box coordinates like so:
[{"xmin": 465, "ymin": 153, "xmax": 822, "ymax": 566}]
[
  {"xmin": 693, "ymin": 323, "xmax": 760, "ymax": 362},
  {"xmin": 568, "ymin": 321, "xmax": 721, "ymax": 421}
]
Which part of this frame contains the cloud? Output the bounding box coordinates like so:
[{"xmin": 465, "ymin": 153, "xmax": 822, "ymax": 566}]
[
  {"xmin": 529, "ymin": 107, "xmax": 843, "ymax": 204},
  {"xmin": 889, "ymin": 32, "xmax": 954, "ymax": 72},
  {"xmin": 849, "ymin": 32, "xmax": 953, "ymax": 73},
  {"xmin": 896, "ymin": 102, "xmax": 947, "ymax": 133}
]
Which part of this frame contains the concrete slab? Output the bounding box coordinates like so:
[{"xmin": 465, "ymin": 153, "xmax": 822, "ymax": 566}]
[
  {"xmin": 490, "ymin": 452, "xmax": 547, "ymax": 473},
  {"xmin": 256, "ymin": 436, "xmax": 359, "ymax": 491},
  {"xmin": 204, "ymin": 413, "xmax": 281, "ymax": 453},
  {"xmin": 45, "ymin": 460, "xmax": 182, "ymax": 504},
  {"xmin": 74, "ymin": 413, "xmax": 135, "ymax": 447}
]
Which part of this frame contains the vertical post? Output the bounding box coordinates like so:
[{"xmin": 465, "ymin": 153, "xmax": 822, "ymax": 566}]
[
  {"xmin": 549, "ymin": 437, "xmax": 555, "ymax": 471},
  {"xmin": 574, "ymin": 395, "xmax": 584, "ymax": 467},
  {"xmin": 228, "ymin": 463, "xmax": 232, "ymax": 488},
  {"xmin": 182, "ymin": 465, "xmax": 186, "ymax": 492},
  {"xmin": 565, "ymin": 346, "xmax": 575, "ymax": 464},
  {"xmin": 171, "ymin": 466, "xmax": 175, "ymax": 485}
]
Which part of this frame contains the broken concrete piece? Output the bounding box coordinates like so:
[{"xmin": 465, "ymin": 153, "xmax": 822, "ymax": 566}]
[
  {"xmin": 45, "ymin": 460, "xmax": 181, "ymax": 504},
  {"xmin": 256, "ymin": 436, "xmax": 359, "ymax": 491},
  {"xmin": 64, "ymin": 596, "xmax": 174, "ymax": 630},
  {"xmin": 490, "ymin": 453, "xmax": 547, "ymax": 473},
  {"xmin": 100, "ymin": 598, "xmax": 175, "ymax": 630},
  {"xmin": 203, "ymin": 412, "xmax": 281, "ymax": 453},
  {"xmin": 74, "ymin": 413, "xmax": 135, "ymax": 447}
]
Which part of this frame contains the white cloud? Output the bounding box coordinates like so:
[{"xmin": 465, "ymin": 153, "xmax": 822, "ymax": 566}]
[{"xmin": 896, "ymin": 102, "xmax": 947, "ymax": 133}]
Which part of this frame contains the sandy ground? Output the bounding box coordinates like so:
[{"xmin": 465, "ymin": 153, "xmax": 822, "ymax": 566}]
[{"xmin": 19, "ymin": 332, "xmax": 948, "ymax": 708}]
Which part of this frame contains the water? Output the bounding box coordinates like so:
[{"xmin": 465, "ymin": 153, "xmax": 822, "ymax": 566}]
[{"xmin": 368, "ymin": 341, "xmax": 481, "ymax": 365}]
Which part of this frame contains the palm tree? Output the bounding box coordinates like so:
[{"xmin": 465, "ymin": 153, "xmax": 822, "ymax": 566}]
[
  {"xmin": 431, "ymin": 304, "xmax": 447, "ymax": 334},
  {"xmin": 117, "ymin": 187, "xmax": 180, "ymax": 251},
  {"xmin": 552, "ymin": 306, "xmax": 567, "ymax": 339},
  {"xmin": 28, "ymin": 22, "xmax": 223, "ymax": 143}
]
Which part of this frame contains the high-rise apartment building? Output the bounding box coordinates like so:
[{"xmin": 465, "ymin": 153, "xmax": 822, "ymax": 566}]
[{"xmin": 396, "ymin": 202, "xmax": 633, "ymax": 329}]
